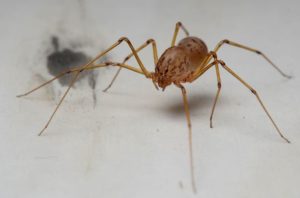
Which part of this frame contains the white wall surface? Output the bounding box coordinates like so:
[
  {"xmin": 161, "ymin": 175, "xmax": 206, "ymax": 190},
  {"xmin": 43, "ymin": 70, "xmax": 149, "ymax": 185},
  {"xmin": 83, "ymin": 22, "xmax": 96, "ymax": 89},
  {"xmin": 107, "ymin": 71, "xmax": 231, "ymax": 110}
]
[{"xmin": 1, "ymin": 0, "xmax": 300, "ymax": 198}]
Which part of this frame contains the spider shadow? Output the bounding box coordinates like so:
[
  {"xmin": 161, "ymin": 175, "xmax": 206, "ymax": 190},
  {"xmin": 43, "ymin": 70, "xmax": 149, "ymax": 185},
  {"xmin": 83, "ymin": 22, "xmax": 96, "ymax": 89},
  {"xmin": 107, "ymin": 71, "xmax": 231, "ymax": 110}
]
[{"xmin": 159, "ymin": 92, "xmax": 224, "ymax": 119}]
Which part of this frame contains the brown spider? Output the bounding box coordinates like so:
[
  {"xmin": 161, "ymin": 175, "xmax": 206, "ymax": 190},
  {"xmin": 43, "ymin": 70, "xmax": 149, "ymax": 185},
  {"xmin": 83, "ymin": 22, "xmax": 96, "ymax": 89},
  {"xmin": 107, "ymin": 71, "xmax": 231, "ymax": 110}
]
[{"xmin": 17, "ymin": 22, "xmax": 291, "ymax": 193}]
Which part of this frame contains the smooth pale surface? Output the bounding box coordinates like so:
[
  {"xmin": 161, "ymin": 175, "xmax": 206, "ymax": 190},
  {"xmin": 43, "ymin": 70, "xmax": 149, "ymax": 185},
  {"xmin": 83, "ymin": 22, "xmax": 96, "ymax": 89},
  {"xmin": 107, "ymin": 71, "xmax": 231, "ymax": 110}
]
[{"xmin": 1, "ymin": 0, "xmax": 300, "ymax": 198}]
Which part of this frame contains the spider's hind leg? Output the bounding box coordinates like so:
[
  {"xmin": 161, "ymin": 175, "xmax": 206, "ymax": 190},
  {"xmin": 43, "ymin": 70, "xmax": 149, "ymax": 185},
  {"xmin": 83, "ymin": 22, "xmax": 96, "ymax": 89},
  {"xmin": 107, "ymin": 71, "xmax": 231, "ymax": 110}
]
[
  {"xmin": 176, "ymin": 83, "xmax": 197, "ymax": 194},
  {"xmin": 171, "ymin": 22, "xmax": 189, "ymax": 47},
  {"xmin": 214, "ymin": 39, "xmax": 291, "ymax": 78},
  {"xmin": 189, "ymin": 52, "xmax": 222, "ymax": 128},
  {"xmin": 217, "ymin": 59, "xmax": 290, "ymax": 143},
  {"xmin": 207, "ymin": 52, "xmax": 222, "ymax": 128}
]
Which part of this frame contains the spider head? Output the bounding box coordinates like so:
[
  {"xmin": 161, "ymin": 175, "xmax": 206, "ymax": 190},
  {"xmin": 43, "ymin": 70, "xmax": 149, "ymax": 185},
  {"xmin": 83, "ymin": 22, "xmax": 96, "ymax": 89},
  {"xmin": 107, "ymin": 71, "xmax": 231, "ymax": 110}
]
[{"xmin": 151, "ymin": 72, "xmax": 171, "ymax": 91}]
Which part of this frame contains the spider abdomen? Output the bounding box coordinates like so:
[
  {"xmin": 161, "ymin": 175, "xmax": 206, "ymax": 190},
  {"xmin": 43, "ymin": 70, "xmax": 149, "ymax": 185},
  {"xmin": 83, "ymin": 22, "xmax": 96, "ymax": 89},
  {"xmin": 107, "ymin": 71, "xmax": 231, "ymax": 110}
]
[
  {"xmin": 155, "ymin": 46, "xmax": 193, "ymax": 89},
  {"xmin": 178, "ymin": 36, "xmax": 208, "ymax": 69},
  {"xmin": 154, "ymin": 36, "xmax": 208, "ymax": 89}
]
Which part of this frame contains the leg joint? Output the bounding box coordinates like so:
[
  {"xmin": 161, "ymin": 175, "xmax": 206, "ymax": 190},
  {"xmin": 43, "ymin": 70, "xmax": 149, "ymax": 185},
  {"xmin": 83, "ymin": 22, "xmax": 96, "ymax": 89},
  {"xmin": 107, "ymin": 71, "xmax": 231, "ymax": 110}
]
[
  {"xmin": 218, "ymin": 60, "xmax": 226, "ymax": 66},
  {"xmin": 256, "ymin": 50, "xmax": 262, "ymax": 55},
  {"xmin": 118, "ymin": 37, "xmax": 130, "ymax": 43},
  {"xmin": 176, "ymin": 21, "xmax": 182, "ymax": 27},
  {"xmin": 250, "ymin": 88, "xmax": 257, "ymax": 94},
  {"xmin": 105, "ymin": 61, "xmax": 120, "ymax": 66},
  {"xmin": 217, "ymin": 82, "xmax": 222, "ymax": 88},
  {"xmin": 210, "ymin": 51, "xmax": 218, "ymax": 59},
  {"xmin": 146, "ymin": 39, "xmax": 155, "ymax": 44},
  {"xmin": 123, "ymin": 56, "xmax": 130, "ymax": 63},
  {"xmin": 105, "ymin": 61, "xmax": 112, "ymax": 66},
  {"xmin": 176, "ymin": 84, "xmax": 186, "ymax": 94},
  {"xmin": 222, "ymin": 39, "xmax": 230, "ymax": 44}
]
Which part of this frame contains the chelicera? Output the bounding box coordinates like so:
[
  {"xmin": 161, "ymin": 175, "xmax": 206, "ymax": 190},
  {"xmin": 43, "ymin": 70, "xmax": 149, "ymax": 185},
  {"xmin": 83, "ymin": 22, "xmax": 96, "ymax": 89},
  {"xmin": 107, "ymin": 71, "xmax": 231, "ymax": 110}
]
[{"xmin": 18, "ymin": 22, "xmax": 291, "ymax": 193}]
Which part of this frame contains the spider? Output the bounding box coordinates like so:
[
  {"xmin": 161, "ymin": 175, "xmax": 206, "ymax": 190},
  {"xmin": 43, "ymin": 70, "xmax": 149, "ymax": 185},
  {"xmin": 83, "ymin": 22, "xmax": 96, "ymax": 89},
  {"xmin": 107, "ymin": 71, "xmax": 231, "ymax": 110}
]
[{"xmin": 17, "ymin": 22, "xmax": 291, "ymax": 193}]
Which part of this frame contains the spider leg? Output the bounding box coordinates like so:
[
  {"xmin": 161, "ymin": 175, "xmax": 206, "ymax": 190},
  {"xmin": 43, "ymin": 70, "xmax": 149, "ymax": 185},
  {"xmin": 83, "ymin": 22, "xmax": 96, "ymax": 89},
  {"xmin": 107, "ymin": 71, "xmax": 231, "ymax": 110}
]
[
  {"xmin": 18, "ymin": 37, "xmax": 151, "ymax": 97},
  {"xmin": 16, "ymin": 63, "xmax": 144, "ymax": 98},
  {"xmin": 171, "ymin": 22, "xmax": 189, "ymax": 47},
  {"xmin": 210, "ymin": 39, "xmax": 291, "ymax": 78},
  {"xmin": 103, "ymin": 38, "xmax": 158, "ymax": 92},
  {"xmin": 16, "ymin": 65, "xmax": 97, "ymax": 97},
  {"xmin": 17, "ymin": 68, "xmax": 76, "ymax": 98},
  {"xmin": 36, "ymin": 62, "xmax": 145, "ymax": 136},
  {"xmin": 217, "ymin": 59, "xmax": 290, "ymax": 143},
  {"xmin": 38, "ymin": 69, "xmax": 79, "ymax": 136},
  {"xmin": 208, "ymin": 53, "xmax": 222, "ymax": 128},
  {"xmin": 189, "ymin": 53, "xmax": 223, "ymax": 128},
  {"xmin": 175, "ymin": 83, "xmax": 197, "ymax": 194},
  {"xmin": 20, "ymin": 37, "xmax": 152, "ymax": 136}
]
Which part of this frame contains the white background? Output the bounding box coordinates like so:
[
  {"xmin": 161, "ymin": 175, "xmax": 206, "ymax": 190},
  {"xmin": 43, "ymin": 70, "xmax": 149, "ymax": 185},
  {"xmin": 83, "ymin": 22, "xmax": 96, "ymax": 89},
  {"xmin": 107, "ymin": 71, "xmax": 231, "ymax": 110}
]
[{"xmin": 1, "ymin": 0, "xmax": 300, "ymax": 197}]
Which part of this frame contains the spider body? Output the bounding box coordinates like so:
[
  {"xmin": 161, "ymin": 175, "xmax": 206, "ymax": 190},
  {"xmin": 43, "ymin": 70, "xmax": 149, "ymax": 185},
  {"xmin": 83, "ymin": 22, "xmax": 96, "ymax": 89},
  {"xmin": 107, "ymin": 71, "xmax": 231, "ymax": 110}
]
[
  {"xmin": 178, "ymin": 36, "xmax": 208, "ymax": 69},
  {"xmin": 154, "ymin": 36, "xmax": 208, "ymax": 89},
  {"xmin": 18, "ymin": 22, "xmax": 291, "ymax": 194}
]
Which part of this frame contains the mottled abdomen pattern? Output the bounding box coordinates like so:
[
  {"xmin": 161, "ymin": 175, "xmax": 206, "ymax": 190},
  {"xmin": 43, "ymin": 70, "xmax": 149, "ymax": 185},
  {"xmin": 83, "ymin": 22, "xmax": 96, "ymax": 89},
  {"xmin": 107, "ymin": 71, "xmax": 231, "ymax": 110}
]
[
  {"xmin": 154, "ymin": 36, "xmax": 208, "ymax": 89},
  {"xmin": 155, "ymin": 47, "xmax": 193, "ymax": 89}
]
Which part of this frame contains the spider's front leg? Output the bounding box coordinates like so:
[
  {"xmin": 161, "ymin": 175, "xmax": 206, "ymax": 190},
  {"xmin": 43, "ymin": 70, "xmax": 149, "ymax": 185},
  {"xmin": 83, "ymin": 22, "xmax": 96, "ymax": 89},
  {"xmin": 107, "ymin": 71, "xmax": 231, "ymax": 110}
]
[
  {"xmin": 217, "ymin": 59, "xmax": 290, "ymax": 143},
  {"xmin": 104, "ymin": 21, "xmax": 191, "ymax": 91},
  {"xmin": 103, "ymin": 38, "xmax": 158, "ymax": 92},
  {"xmin": 18, "ymin": 37, "xmax": 153, "ymax": 136},
  {"xmin": 212, "ymin": 39, "xmax": 291, "ymax": 78}
]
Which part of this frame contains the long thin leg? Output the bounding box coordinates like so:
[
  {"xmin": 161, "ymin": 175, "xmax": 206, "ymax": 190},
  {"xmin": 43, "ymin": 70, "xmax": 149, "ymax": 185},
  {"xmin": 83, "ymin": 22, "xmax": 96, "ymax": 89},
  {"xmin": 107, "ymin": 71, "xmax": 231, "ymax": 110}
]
[
  {"xmin": 38, "ymin": 70, "xmax": 80, "ymax": 136},
  {"xmin": 210, "ymin": 39, "xmax": 291, "ymax": 78},
  {"xmin": 19, "ymin": 39, "xmax": 151, "ymax": 136},
  {"xmin": 79, "ymin": 37, "xmax": 151, "ymax": 77},
  {"xmin": 17, "ymin": 62, "xmax": 144, "ymax": 97},
  {"xmin": 188, "ymin": 57, "xmax": 224, "ymax": 130},
  {"xmin": 17, "ymin": 70, "xmax": 73, "ymax": 98},
  {"xmin": 176, "ymin": 83, "xmax": 197, "ymax": 194},
  {"xmin": 103, "ymin": 38, "xmax": 158, "ymax": 92},
  {"xmin": 189, "ymin": 53, "xmax": 222, "ymax": 128},
  {"xmin": 34, "ymin": 62, "xmax": 145, "ymax": 136},
  {"xmin": 171, "ymin": 22, "xmax": 189, "ymax": 47},
  {"xmin": 19, "ymin": 52, "xmax": 151, "ymax": 136},
  {"xmin": 217, "ymin": 59, "xmax": 290, "ymax": 143},
  {"xmin": 208, "ymin": 52, "xmax": 222, "ymax": 128}
]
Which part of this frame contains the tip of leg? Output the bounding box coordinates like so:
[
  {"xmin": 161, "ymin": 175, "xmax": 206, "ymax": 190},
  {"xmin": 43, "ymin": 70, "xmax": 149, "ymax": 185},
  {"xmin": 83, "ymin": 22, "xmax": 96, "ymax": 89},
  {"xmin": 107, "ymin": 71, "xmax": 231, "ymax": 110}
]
[
  {"xmin": 102, "ymin": 85, "xmax": 111, "ymax": 92},
  {"xmin": 16, "ymin": 94, "xmax": 23, "ymax": 98},
  {"xmin": 209, "ymin": 119, "xmax": 214, "ymax": 128},
  {"xmin": 38, "ymin": 127, "xmax": 47, "ymax": 136},
  {"xmin": 281, "ymin": 135, "xmax": 291, "ymax": 144},
  {"xmin": 285, "ymin": 75, "xmax": 293, "ymax": 79}
]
